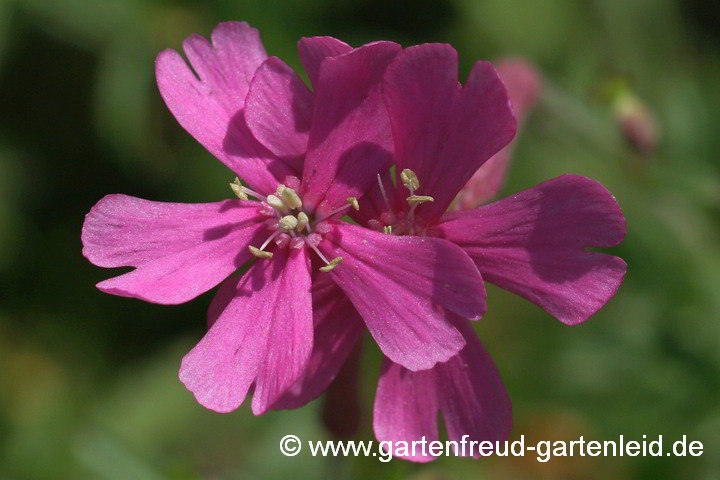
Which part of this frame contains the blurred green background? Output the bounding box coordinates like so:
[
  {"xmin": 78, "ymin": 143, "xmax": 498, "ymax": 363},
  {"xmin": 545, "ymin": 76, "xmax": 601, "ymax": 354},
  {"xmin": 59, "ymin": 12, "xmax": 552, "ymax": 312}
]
[{"xmin": 1, "ymin": 0, "xmax": 720, "ymax": 478}]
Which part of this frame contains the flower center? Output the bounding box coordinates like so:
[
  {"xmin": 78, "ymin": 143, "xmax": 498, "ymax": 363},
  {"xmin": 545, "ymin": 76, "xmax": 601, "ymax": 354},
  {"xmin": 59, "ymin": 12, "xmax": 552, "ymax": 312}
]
[
  {"xmin": 230, "ymin": 178, "xmax": 354, "ymax": 272},
  {"xmin": 370, "ymin": 168, "xmax": 434, "ymax": 236}
]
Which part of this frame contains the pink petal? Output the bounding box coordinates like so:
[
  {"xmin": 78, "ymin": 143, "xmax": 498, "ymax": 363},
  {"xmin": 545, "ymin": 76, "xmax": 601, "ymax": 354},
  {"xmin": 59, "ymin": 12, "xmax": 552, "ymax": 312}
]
[
  {"xmin": 244, "ymin": 57, "xmax": 314, "ymax": 159},
  {"xmin": 82, "ymin": 195, "xmax": 265, "ymax": 304},
  {"xmin": 439, "ymin": 321, "xmax": 512, "ymax": 450},
  {"xmin": 383, "ymin": 44, "xmax": 516, "ymax": 223},
  {"xmin": 297, "ymin": 36, "xmax": 352, "ymax": 88},
  {"xmin": 274, "ymin": 275, "xmax": 364, "ymax": 410},
  {"xmin": 453, "ymin": 58, "xmax": 543, "ymax": 209},
  {"xmin": 431, "ymin": 175, "xmax": 628, "ymax": 325},
  {"xmin": 319, "ymin": 222, "xmax": 487, "ymax": 371},
  {"xmin": 179, "ymin": 248, "xmax": 313, "ymax": 414},
  {"xmin": 156, "ymin": 22, "xmax": 298, "ymax": 195},
  {"xmin": 300, "ymin": 41, "xmax": 401, "ymax": 215},
  {"xmin": 373, "ymin": 359, "xmax": 439, "ymax": 463},
  {"xmin": 373, "ymin": 320, "xmax": 511, "ymax": 462}
]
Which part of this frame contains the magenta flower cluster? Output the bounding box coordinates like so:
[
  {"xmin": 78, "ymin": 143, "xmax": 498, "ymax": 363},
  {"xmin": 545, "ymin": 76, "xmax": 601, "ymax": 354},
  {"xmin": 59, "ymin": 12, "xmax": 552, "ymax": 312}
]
[{"xmin": 81, "ymin": 22, "xmax": 627, "ymax": 462}]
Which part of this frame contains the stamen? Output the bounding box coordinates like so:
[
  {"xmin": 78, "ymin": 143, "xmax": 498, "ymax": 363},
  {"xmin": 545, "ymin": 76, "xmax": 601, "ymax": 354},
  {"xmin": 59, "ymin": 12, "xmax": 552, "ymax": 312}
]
[
  {"xmin": 279, "ymin": 215, "xmax": 298, "ymax": 230},
  {"xmin": 383, "ymin": 225, "xmax": 392, "ymax": 234},
  {"xmin": 401, "ymin": 167, "xmax": 433, "ymax": 226},
  {"xmin": 248, "ymin": 228, "xmax": 284, "ymax": 259},
  {"xmin": 313, "ymin": 199, "xmax": 357, "ymax": 224},
  {"xmin": 296, "ymin": 211, "xmax": 309, "ymax": 232},
  {"xmin": 266, "ymin": 194, "xmax": 286, "ymax": 211},
  {"xmin": 377, "ymin": 173, "xmax": 394, "ymax": 217},
  {"xmin": 229, "ymin": 178, "xmax": 268, "ymax": 201},
  {"xmin": 249, "ymin": 245, "xmax": 273, "ymax": 259},
  {"xmin": 407, "ymin": 195, "xmax": 435, "ymax": 206},
  {"xmin": 233, "ymin": 180, "xmax": 266, "ymax": 201},
  {"xmin": 238, "ymin": 182, "xmax": 347, "ymax": 266},
  {"xmin": 229, "ymin": 177, "xmax": 248, "ymax": 200},
  {"xmin": 306, "ymin": 240, "xmax": 331, "ymax": 264},
  {"xmin": 400, "ymin": 169, "xmax": 420, "ymax": 191},
  {"xmin": 325, "ymin": 204, "xmax": 350, "ymax": 219},
  {"xmin": 260, "ymin": 229, "xmax": 283, "ymax": 250},
  {"xmin": 320, "ymin": 257, "xmax": 343, "ymax": 272},
  {"xmin": 282, "ymin": 187, "xmax": 303, "ymax": 209}
]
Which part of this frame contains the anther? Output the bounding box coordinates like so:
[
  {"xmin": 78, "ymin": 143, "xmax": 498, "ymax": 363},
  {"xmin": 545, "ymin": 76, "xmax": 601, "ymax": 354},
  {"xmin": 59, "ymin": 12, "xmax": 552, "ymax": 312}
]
[
  {"xmin": 249, "ymin": 245, "xmax": 273, "ymax": 259},
  {"xmin": 320, "ymin": 257, "xmax": 343, "ymax": 272},
  {"xmin": 296, "ymin": 211, "xmax": 309, "ymax": 232},
  {"xmin": 229, "ymin": 180, "xmax": 266, "ymax": 201},
  {"xmin": 229, "ymin": 177, "xmax": 248, "ymax": 200},
  {"xmin": 400, "ymin": 169, "xmax": 420, "ymax": 191},
  {"xmin": 407, "ymin": 195, "xmax": 434, "ymax": 206},
  {"xmin": 279, "ymin": 215, "xmax": 298, "ymax": 230},
  {"xmin": 276, "ymin": 184, "xmax": 287, "ymax": 196},
  {"xmin": 383, "ymin": 225, "xmax": 392, "ymax": 234},
  {"xmin": 266, "ymin": 194, "xmax": 285, "ymax": 210},
  {"xmin": 282, "ymin": 187, "xmax": 303, "ymax": 209},
  {"xmin": 347, "ymin": 197, "xmax": 359, "ymax": 211}
]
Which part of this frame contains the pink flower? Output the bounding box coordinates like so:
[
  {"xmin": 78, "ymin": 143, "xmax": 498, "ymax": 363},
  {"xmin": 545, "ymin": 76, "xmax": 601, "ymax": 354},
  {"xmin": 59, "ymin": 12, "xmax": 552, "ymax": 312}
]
[
  {"xmin": 153, "ymin": 26, "xmax": 493, "ymax": 376},
  {"xmin": 371, "ymin": 45, "xmax": 626, "ymax": 460},
  {"xmin": 82, "ymin": 22, "xmax": 401, "ymax": 414},
  {"xmin": 81, "ymin": 24, "xmax": 491, "ymax": 415},
  {"xmin": 274, "ymin": 44, "xmax": 627, "ymax": 461}
]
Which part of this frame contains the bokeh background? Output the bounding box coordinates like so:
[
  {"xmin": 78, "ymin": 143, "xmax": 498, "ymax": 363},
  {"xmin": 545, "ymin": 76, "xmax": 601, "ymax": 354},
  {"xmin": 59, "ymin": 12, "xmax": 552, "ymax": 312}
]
[{"xmin": 1, "ymin": 0, "xmax": 720, "ymax": 478}]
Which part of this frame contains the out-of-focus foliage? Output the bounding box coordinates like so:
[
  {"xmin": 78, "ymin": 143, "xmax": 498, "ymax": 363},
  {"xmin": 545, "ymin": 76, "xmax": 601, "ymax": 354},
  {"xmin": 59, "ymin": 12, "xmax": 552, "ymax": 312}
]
[{"xmin": 1, "ymin": 0, "xmax": 719, "ymax": 479}]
